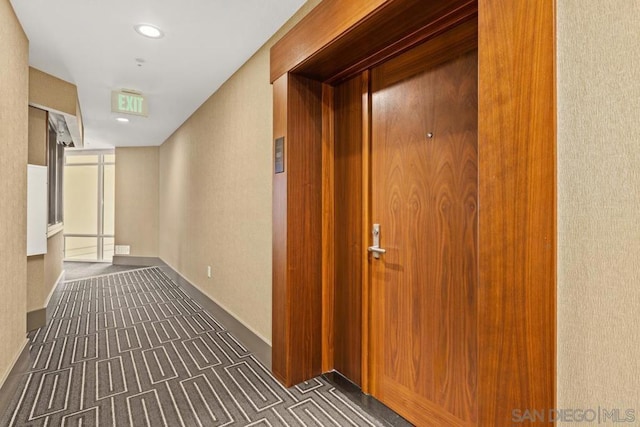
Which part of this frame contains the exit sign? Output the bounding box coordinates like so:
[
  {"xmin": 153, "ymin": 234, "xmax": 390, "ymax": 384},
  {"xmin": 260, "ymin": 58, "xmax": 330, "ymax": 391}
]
[{"xmin": 111, "ymin": 90, "xmax": 148, "ymax": 117}]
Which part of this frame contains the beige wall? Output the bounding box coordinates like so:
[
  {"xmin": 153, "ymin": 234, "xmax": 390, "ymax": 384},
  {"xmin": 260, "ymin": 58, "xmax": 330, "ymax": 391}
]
[
  {"xmin": 29, "ymin": 67, "xmax": 77, "ymax": 117},
  {"xmin": 26, "ymin": 257, "xmax": 44, "ymax": 313},
  {"xmin": 29, "ymin": 67, "xmax": 84, "ymax": 147},
  {"xmin": 27, "ymin": 232, "xmax": 64, "ymax": 313},
  {"xmin": 115, "ymin": 147, "xmax": 159, "ymax": 257},
  {"xmin": 0, "ymin": 0, "xmax": 28, "ymax": 385},
  {"xmin": 557, "ymin": 0, "xmax": 640, "ymax": 419},
  {"xmin": 28, "ymin": 106, "xmax": 47, "ymax": 166},
  {"xmin": 158, "ymin": 0, "xmax": 321, "ymax": 344},
  {"xmin": 26, "ymin": 105, "xmax": 64, "ymax": 318},
  {"xmin": 44, "ymin": 232, "xmax": 64, "ymax": 300}
]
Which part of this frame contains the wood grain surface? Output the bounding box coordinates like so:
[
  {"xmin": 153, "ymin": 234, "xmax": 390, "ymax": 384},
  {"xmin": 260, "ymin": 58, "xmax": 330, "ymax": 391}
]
[
  {"xmin": 370, "ymin": 46, "xmax": 478, "ymax": 426},
  {"xmin": 285, "ymin": 74, "xmax": 324, "ymax": 386},
  {"xmin": 272, "ymin": 74, "xmax": 289, "ymax": 384},
  {"xmin": 360, "ymin": 70, "xmax": 372, "ymax": 394},
  {"xmin": 321, "ymin": 83, "xmax": 335, "ymax": 373},
  {"xmin": 333, "ymin": 75, "xmax": 365, "ymax": 385},
  {"xmin": 270, "ymin": 0, "xmax": 387, "ymax": 82},
  {"xmin": 272, "ymin": 74, "xmax": 324, "ymax": 386},
  {"xmin": 271, "ymin": 0, "xmax": 477, "ymax": 84},
  {"xmin": 271, "ymin": 1, "xmax": 557, "ymax": 423},
  {"xmin": 477, "ymin": 0, "xmax": 556, "ymax": 424}
]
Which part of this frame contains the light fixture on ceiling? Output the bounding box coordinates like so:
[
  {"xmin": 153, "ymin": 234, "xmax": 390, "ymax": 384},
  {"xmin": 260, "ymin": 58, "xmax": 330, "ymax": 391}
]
[
  {"xmin": 134, "ymin": 24, "xmax": 164, "ymax": 39},
  {"xmin": 116, "ymin": 117, "xmax": 130, "ymax": 123}
]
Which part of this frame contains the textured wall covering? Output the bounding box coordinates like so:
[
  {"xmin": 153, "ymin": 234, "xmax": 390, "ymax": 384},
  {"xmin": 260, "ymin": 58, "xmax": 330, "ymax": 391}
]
[
  {"xmin": 26, "ymin": 105, "xmax": 64, "ymax": 315},
  {"xmin": 27, "ymin": 106, "xmax": 47, "ymax": 166},
  {"xmin": 557, "ymin": 0, "xmax": 640, "ymax": 420},
  {"xmin": 26, "ymin": 257, "xmax": 44, "ymax": 313},
  {"xmin": 115, "ymin": 147, "xmax": 160, "ymax": 257},
  {"xmin": 28, "ymin": 67, "xmax": 77, "ymax": 117},
  {"xmin": 43, "ymin": 232, "xmax": 64, "ymax": 301},
  {"xmin": 0, "ymin": 0, "xmax": 28, "ymax": 385},
  {"xmin": 158, "ymin": 0, "xmax": 321, "ymax": 344},
  {"xmin": 26, "ymin": 232, "xmax": 64, "ymax": 313}
]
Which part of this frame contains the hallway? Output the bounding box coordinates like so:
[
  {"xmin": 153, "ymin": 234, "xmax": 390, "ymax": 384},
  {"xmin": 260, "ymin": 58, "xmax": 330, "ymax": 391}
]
[
  {"xmin": 2, "ymin": 0, "xmax": 639, "ymax": 425},
  {"xmin": 2, "ymin": 267, "xmax": 393, "ymax": 426}
]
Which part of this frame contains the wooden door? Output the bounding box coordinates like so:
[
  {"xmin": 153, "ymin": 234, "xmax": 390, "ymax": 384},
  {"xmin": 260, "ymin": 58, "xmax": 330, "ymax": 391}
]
[{"xmin": 369, "ymin": 46, "xmax": 478, "ymax": 427}]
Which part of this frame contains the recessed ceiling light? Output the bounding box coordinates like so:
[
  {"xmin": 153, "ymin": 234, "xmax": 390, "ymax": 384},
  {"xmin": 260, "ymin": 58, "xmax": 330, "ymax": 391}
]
[
  {"xmin": 116, "ymin": 117, "xmax": 130, "ymax": 123},
  {"xmin": 134, "ymin": 24, "xmax": 164, "ymax": 39}
]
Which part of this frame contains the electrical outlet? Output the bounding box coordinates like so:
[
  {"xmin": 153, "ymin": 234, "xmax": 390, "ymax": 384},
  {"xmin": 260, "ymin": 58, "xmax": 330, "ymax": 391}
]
[{"xmin": 207, "ymin": 266, "xmax": 212, "ymax": 278}]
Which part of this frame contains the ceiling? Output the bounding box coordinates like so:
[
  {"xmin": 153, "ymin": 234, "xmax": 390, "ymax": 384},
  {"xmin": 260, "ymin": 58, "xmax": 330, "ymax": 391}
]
[{"xmin": 10, "ymin": 0, "xmax": 305, "ymax": 148}]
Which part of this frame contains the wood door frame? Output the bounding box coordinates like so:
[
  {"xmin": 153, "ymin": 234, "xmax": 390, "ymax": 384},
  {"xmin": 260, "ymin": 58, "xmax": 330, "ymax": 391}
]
[
  {"xmin": 360, "ymin": 69, "xmax": 372, "ymax": 393},
  {"xmin": 271, "ymin": 0, "xmax": 556, "ymax": 425}
]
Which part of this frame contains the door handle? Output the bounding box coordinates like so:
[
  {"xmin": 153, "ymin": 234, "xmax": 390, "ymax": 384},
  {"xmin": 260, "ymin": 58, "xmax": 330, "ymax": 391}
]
[
  {"xmin": 368, "ymin": 224, "xmax": 386, "ymax": 259},
  {"xmin": 368, "ymin": 246, "xmax": 387, "ymax": 256}
]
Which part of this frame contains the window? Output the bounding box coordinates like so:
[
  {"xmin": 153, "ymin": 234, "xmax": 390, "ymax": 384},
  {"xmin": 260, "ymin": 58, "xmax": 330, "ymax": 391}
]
[
  {"xmin": 63, "ymin": 150, "xmax": 116, "ymax": 261},
  {"xmin": 47, "ymin": 122, "xmax": 64, "ymax": 226}
]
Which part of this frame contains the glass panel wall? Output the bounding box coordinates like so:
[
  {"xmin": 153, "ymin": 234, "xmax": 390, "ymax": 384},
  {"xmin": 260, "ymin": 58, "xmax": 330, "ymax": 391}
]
[
  {"xmin": 103, "ymin": 237, "xmax": 115, "ymax": 260},
  {"xmin": 63, "ymin": 150, "xmax": 116, "ymax": 261},
  {"xmin": 65, "ymin": 237, "xmax": 98, "ymax": 261},
  {"xmin": 66, "ymin": 155, "xmax": 99, "ymax": 164},
  {"xmin": 103, "ymin": 164, "xmax": 115, "ymax": 236},
  {"xmin": 64, "ymin": 165, "xmax": 99, "ymax": 235}
]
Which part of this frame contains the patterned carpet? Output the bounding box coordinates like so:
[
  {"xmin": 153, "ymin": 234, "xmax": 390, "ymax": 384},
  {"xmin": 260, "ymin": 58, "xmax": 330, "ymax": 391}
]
[
  {"xmin": 2, "ymin": 267, "xmax": 386, "ymax": 426},
  {"xmin": 63, "ymin": 262, "xmax": 143, "ymax": 281}
]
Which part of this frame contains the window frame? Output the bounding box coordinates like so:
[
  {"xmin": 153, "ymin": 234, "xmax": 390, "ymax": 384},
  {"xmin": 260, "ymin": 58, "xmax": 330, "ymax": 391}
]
[{"xmin": 47, "ymin": 119, "xmax": 64, "ymax": 234}]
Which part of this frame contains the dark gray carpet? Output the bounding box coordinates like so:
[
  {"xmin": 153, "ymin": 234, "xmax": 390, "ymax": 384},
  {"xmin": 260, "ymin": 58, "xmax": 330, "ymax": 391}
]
[
  {"xmin": 2, "ymin": 267, "xmax": 386, "ymax": 426},
  {"xmin": 64, "ymin": 262, "xmax": 144, "ymax": 281}
]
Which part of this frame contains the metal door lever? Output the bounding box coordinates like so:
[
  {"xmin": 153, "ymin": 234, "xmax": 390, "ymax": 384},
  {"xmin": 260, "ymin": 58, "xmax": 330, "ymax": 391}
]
[
  {"xmin": 368, "ymin": 246, "xmax": 387, "ymax": 255},
  {"xmin": 368, "ymin": 224, "xmax": 386, "ymax": 259}
]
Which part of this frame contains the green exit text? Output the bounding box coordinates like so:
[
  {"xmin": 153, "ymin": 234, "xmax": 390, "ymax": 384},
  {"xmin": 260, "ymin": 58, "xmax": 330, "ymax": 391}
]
[
  {"xmin": 111, "ymin": 90, "xmax": 147, "ymax": 117},
  {"xmin": 118, "ymin": 94, "xmax": 143, "ymax": 114}
]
